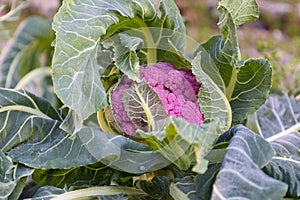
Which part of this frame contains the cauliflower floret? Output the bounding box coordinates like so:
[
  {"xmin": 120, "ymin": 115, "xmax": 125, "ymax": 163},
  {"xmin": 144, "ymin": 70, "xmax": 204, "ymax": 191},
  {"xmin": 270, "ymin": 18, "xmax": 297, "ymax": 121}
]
[
  {"xmin": 140, "ymin": 62, "xmax": 203, "ymax": 125},
  {"xmin": 111, "ymin": 62, "xmax": 204, "ymax": 136},
  {"xmin": 111, "ymin": 76, "xmax": 136, "ymax": 136}
]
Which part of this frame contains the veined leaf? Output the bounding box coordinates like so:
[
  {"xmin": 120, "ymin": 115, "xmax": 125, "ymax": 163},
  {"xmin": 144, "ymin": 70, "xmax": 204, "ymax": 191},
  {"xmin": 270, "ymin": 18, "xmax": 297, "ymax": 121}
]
[
  {"xmin": 0, "ymin": 88, "xmax": 63, "ymax": 151},
  {"xmin": 193, "ymin": 0, "xmax": 270, "ymax": 124},
  {"xmin": 218, "ymin": 0, "xmax": 259, "ymax": 60},
  {"xmin": 0, "ymin": 88, "xmax": 168, "ymax": 173},
  {"xmin": 52, "ymin": 0, "xmax": 185, "ymax": 120},
  {"xmin": 139, "ymin": 117, "xmax": 219, "ymax": 173},
  {"xmin": 211, "ymin": 125, "xmax": 287, "ymax": 199},
  {"xmin": 122, "ymin": 80, "xmax": 168, "ymax": 134},
  {"xmin": 33, "ymin": 162, "xmax": 127, "ymax": 189},
  {"xmin": 196, "ymin": 15, "xmax": 271, "ymax": 124},
  {"xmin": 218, "ymin": 0, "xmax": 259, "ymax": 27},
  {"xmin": 192, "ymin": 52, "xmax": 231, "ymax": 133},
  {"xmin": 247, "ymin": 94, "xmax": 300, "ymax": 197},
  {"xmin": 0, "ymin": 16, "xmax": 54, "ymax": 89},
  {"xmin": 113, "ymin": 34, "xmax": 144, "ymax": 81}
]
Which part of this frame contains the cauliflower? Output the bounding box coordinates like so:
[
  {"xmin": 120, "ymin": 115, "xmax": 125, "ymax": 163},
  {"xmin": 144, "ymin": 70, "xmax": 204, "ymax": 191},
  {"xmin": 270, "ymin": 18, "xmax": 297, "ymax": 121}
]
[{"xmin": 111, "ymin": 62, "xmax": 204, "ymax": 136}]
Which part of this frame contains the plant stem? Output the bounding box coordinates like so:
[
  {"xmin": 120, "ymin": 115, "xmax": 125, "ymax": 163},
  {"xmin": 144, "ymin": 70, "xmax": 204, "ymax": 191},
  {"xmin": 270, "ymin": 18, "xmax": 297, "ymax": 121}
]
[
  {"xmin": 266, "ymin": 123, "xmax": 300, "ymax": 142},
  {"xmin": 51, "ymin": 186, "xmax": 146, "ymax": 200},
  {"xmin": 133, "ymin": 17, "xmax": 157, "ymax": 65},
  {"xmin": 0, "ymin": 105, "xmax": 52, "ymax": 120}
]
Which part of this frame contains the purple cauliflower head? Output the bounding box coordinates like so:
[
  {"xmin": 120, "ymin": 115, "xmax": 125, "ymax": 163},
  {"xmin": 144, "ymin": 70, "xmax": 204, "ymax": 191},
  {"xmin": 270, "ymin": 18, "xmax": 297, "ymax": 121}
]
[{"xmin": 111, "ymin": 62, "xmax": 204, "ymax": 136}]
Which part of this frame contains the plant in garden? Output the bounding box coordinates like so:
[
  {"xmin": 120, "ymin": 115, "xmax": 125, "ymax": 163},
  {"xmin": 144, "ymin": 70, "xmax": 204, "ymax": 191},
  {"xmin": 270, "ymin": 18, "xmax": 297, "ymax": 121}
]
[{"xmin": 0, "ymin": 0, "xmax": 299, "ymax": 199}]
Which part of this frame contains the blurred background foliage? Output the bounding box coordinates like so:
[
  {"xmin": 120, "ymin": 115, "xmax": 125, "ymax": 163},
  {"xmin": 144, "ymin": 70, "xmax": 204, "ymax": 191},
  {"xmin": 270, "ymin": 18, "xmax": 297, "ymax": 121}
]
[{"xmin": 0, "ymin": 0, "xmax": 300, "ymax": 96}]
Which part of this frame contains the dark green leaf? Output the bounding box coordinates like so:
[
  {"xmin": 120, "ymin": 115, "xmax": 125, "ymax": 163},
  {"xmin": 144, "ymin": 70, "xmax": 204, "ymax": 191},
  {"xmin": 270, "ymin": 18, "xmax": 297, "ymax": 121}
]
[
  {"xmin": 0, "ymin": 88, "xmax": 63, "ymax": 152},
  {"xmin": 33, "ymin": 162, "xmax": 127, "ymax": 189},
  {"xmin": 212, "ymin": 125, "xmax": 287, "ymax": 199},
  {"xmin": 193, "ymin": 0, "xmax": 271, "ymax": 124},
  {"xmin": 247, "ymin": 94, "xmax": 300, "ymax": 197},
  {"xmin": 197, "ymin": 37, "xmax": 272, "ymax": 124},
  {"xmin": 192, "ymin": 52, "xmax": 231, "ymax": 132}
]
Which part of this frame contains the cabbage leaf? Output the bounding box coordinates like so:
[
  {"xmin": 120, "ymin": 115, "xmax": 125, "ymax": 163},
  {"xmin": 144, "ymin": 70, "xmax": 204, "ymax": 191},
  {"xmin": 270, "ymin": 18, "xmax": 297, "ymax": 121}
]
[
  {"xmin": 52, "ymin": 0, "xmax": 185, "ymax": 120},
  {"xmin": 248, "ymin": 94, "xmax": 300, "ymax": 197}
]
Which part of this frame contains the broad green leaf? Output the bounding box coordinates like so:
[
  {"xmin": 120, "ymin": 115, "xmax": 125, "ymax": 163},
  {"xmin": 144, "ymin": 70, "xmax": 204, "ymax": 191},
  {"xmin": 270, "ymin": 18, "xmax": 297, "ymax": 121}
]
[
  {"xmin": 194, "ymin": 0, "xmax": 270, "ymax": 124},
  {"xmin": 140, "ymin": 117, "xmax": 219, "ymax": 173},
  {"xmin": 192, "ymin": 52, "xmax": 231, "ymax": 132},
  {"xmin": 211, "ymin": 125, "xmax": 287, "ymax": 199},
  {"xmin": 247, "ymin": 94, "xmax": 300, "ymax": 197},
  {"xmin": 52, "ymin": 0, "xmax": 185, "ymax": 120},
  {"xmin": 33, "ymin": 162, "xmax": 127, "ymax": 189},
  {"xmin": 230, "ymin": 59, "xmax": 272, "ymax": 121},
  {"xmin": 0, "ymin": 88, "xmax": 63, "ymax": 152},
  {"xmin": 0, "ymin": 16, "xmax": 54, "ymax": 89},
  {"xmin": 198, "ymin": 36, "xmax": 272, "ymax": 124},
  {"xmin": 0, "ymin": 88, "xmax": 169, "ymax": 173}
]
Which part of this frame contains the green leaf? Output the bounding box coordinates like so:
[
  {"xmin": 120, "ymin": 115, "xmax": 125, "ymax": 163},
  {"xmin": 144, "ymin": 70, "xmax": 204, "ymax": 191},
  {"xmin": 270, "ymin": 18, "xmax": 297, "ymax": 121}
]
[
  {"xmin": 140, "ymin": 117, "xmax": 219, "ymax": 173},
  {"xmin": 192, "ymin": 52, "xmax": 231, "ymax": 132},
  {"xmin": 193, "ymin": 0, "xmax": 270, "ymax": 124},
  {"xmin": 197, "ymin": 36, "xmax": 272, "ymax": 124},
  {"xmin": 0, "ymin": 88, "xmax": 169, "ymax": 173},
  {"xmin": 218, "ymin": 0, "xmax": 259, "ymax": 27},
  {"xmin": 33, "ymin": 162, "xmax": 127, "ymax": 189},
  {"xmin": 52, "ymin": 0, "xmax": 185, "ymax": 120},
  {"xmin": 217, "ymin": 0, "xmax": 259, "ymax": 60},
  {"xmin": 0, "ymin": 88, "xmax": 63, "ymax": 151},
  {"xmin": 113, "ymin": 34, "xmax": 143, "ymax": 81},
  {"xmin": 247, "ymin": 94, "xmax": 300, "ymax": 197},
  {"xmin": 0, "ymin": 16, "xmax": 54, "ymax": 89},
  {"xmin": 230, "ymin": 59, "xmax": 272, "ymax": 122},
  {"xmin": 212, "ymin": 125, "xmax": 288, "ymax": 199}
]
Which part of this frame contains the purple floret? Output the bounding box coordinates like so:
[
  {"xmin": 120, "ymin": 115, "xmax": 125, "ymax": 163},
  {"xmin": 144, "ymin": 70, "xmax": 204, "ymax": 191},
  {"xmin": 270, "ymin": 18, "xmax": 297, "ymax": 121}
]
[
  {"xmin": 140, "ymin": 62, "xmax": 203, "ymax": 125},
  {"xmin": 111, "ymin": 62, "xmax": 204, "ymax": 136},
  {"xmin": 111, "ymin": 76, "xmax": 136, "ymax": 136}
]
